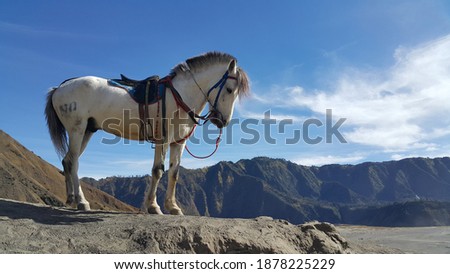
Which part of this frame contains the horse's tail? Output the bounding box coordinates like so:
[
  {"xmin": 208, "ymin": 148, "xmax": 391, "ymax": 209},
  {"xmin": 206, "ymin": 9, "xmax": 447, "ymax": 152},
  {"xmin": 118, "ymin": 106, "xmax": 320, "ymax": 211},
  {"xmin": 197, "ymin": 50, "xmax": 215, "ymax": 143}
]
[{"xmin": 45, "ymin": 87, "xmax": 68, "ymax": 158}]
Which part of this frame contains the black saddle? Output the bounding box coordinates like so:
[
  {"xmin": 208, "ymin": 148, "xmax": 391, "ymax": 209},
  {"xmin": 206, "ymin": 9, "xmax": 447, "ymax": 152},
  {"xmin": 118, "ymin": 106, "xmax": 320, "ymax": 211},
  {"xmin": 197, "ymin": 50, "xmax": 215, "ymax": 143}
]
[
  {"xmin": 117, "ymin": 74, "xmax": 158, "ymax": 87},
  {"xmin": 109, "ymin": 74, "xmax": 162, "ymax": 105}
]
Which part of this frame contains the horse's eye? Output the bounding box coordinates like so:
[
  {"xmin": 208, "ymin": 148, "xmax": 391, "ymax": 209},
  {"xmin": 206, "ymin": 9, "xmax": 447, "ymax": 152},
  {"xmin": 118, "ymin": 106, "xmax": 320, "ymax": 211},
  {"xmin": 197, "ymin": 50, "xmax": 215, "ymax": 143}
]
[{"xmin": 227, "ymin": 88, "xmax": 233, "ymax": 94}]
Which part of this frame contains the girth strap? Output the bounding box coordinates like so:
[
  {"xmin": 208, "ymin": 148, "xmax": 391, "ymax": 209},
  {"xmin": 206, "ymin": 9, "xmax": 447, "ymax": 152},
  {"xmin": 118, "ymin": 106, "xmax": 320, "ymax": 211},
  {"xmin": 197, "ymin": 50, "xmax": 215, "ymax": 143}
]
[
  {"xmin": 139, "ymin": 75, "xmax": 198, "ymax": 144},
  {"xmin": 137, "ymin": 78, "xmax": 167, "ymax": 143}
]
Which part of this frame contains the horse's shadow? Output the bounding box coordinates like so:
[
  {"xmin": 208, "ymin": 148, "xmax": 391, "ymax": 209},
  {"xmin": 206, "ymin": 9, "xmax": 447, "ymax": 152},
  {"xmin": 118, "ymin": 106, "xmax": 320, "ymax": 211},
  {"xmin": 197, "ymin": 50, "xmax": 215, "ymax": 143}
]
[{"xmin": 0, "ymin": 199, "xmax": 128, "ymax": 225}]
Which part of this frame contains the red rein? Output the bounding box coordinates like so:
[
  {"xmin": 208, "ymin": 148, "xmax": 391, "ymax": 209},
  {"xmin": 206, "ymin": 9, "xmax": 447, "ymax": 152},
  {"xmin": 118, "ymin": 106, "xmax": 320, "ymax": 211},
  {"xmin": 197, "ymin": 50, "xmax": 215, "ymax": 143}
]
[{"xmin": 184, "ymin": 128, "xmax": 222, "ymax": 159}]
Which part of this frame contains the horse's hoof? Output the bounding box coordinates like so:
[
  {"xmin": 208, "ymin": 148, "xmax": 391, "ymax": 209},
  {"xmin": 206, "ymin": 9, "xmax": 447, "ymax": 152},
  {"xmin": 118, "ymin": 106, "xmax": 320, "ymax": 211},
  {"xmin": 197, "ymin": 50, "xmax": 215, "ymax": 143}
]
[
  {"xmin": 147, "ymin": 207, "xmax": 163, "ymax": 215},
  {"xmin": 66, "ymin": 195, "xmax": 75, "ymax": 205},
  {"xmin": 169, "ymin": 208, "xmax": 184, "ymax": 215},
  {"xmin": 77, "ymin": 202, "xmax": 91, "ymax": 211}
]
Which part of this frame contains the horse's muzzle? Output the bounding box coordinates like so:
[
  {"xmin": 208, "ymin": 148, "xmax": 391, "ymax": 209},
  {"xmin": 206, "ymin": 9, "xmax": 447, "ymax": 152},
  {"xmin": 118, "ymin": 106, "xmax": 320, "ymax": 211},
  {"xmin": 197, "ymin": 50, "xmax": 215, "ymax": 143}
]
[{"xmin": 209, "ymin": 111, "xmax": 226, "ymax": 128}]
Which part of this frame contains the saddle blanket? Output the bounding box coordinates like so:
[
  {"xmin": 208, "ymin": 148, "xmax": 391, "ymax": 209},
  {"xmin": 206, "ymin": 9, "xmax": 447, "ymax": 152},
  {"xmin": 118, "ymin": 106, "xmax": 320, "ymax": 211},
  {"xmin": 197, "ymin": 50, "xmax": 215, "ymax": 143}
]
[{"xmin": 107, "ymin": 76, "xmax": 164, "ymax": 105}]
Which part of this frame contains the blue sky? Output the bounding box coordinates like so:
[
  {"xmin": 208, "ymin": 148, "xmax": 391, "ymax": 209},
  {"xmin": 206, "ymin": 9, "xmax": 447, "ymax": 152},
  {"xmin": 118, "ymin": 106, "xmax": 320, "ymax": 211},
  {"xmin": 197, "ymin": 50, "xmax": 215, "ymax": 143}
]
[{"xmin": 1, "ymin": 0, "xmax": 450, "ymax": 178}]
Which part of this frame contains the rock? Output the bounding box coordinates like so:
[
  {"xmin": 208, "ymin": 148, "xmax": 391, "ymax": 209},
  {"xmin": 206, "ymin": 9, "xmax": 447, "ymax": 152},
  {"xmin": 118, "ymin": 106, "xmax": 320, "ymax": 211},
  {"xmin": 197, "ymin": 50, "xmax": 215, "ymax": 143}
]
[
  {"xmin": 0, "ymin": 198, "xmax": 372, "ymax": 254},
  {"xmin": 298, "ymin": 221, "xmax": 349, "ymax": 253}
]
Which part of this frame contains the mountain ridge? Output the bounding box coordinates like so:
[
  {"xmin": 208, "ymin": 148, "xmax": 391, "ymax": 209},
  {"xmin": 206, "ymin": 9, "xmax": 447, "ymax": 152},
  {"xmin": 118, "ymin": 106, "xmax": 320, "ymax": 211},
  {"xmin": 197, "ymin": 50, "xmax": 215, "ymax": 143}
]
[{"xmin": 85, "ymin": 155, "xmax": 450, "ymax": 226}]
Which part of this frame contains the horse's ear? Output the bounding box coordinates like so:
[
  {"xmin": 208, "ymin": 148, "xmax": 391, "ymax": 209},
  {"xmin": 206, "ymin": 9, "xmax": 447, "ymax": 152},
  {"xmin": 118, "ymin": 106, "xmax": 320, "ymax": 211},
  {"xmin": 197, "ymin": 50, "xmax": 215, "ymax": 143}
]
[{"xmin": 228, "ymin": 59, "xmax": 237, "ymax": 74}]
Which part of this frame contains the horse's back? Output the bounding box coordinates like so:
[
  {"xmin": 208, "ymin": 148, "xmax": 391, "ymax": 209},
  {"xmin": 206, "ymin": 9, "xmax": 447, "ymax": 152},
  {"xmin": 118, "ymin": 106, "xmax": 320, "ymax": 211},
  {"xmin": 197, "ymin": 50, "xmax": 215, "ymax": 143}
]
[
  {"xmin": 53, "ymin": 76, "xmax": 130, "ymax": 107},
  {"xmin": 56, "ymin": 76, "xmax": 105, "ymax": 96}
]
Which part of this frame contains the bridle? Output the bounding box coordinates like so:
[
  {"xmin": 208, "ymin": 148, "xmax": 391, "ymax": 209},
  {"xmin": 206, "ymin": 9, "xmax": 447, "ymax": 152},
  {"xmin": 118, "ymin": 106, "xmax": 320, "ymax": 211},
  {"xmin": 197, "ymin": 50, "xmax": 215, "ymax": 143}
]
[
  {"xmin": 187, "ymin": 69, "xmax": 238, "ymax": 125},
  {"xmin": 132, "ymin": 66, "xmax": 241, "ymax": 158},
  {"xmin": 179, "ymin": 68, "xmax": 238, "ymax": 159}
]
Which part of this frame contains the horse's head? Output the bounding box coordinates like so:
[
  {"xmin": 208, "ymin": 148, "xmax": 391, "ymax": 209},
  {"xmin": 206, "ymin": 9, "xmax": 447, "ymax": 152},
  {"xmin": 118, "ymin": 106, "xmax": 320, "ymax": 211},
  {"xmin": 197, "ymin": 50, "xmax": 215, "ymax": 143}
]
[{"xmin": 209, "ymin": 59, "xmax": 249, "ymax": 128}]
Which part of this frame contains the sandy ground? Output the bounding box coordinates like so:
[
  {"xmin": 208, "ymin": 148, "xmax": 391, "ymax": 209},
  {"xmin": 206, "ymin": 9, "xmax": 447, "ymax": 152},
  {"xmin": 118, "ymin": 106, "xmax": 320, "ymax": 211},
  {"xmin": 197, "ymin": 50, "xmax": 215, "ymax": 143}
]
[
  {"xmin": 2, "ymin": 198, "xmax": 447, "ymax": 254},
  {"xmin": 337, "ymin": 225, "xmax": 450, "ymax": 254},
  {"xmin": 0, "ymin": 198, "xmax": 355, "ymax": 254}
]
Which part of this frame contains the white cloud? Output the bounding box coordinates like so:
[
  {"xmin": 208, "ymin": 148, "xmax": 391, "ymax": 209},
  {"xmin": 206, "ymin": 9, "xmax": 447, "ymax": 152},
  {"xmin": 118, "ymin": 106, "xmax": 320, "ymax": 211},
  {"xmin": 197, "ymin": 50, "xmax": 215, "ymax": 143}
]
[
  {"xmin": 236, "ymin": 85, "xmax": 311, "ymax": 122},
  {"xmin": 179, "ymin": 157, "xmax": 218, "ymax": 169},
  {"xmin": 236, "ymin": 107, "xmax": 307, "ymax": 122},
  {"xmin": 391, "ymin": 149, "xmax": 450, "ymax": 161},
  {"xmin": 284, "ymin": 34, "xmax": 450, "ymax": 152},
  {"xmin": 293, "ymin": 154, "xmax": 365, "ymax": 167}
]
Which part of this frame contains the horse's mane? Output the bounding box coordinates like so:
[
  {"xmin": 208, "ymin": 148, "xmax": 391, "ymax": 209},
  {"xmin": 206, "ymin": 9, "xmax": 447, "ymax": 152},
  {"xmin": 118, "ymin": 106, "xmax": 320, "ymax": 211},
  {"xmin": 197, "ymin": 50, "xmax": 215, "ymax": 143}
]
[{"xmin": 171, "ymin": 51, "xmax": 250, "ymax": 97}]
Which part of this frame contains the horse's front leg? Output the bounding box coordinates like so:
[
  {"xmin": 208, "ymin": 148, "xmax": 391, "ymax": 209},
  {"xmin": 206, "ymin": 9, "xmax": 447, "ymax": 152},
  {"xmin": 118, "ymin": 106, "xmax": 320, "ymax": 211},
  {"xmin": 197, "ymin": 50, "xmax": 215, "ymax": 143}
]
[
  {"xmin": 145, "ymin": 143, "xmax": 168, "ymax": 214},
  {"xmin": 165, "ymin": 142, "xmax": 185, "ymax": 215}
]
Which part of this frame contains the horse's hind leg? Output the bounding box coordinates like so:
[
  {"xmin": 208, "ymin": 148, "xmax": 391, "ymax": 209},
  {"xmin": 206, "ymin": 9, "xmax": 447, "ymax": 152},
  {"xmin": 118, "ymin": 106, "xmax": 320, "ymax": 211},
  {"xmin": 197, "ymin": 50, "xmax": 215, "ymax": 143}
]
[
  {"xmin": 62, "ymin": 120, "xmax": 91, "ymax": 210},
  {"xmin": 145, "ymin": 143, "xmax": 168, "ymax": 214},
  {"xmin": 62, "ymin": 157, "xmax": 75, "ymax": 205},
  {"xmin": 164, "ymin": 142, "xmax": 185, "ymax": 215},
  {"xmin": 63, "ymin": 130, "xmax": 93, "ymax": 206}
]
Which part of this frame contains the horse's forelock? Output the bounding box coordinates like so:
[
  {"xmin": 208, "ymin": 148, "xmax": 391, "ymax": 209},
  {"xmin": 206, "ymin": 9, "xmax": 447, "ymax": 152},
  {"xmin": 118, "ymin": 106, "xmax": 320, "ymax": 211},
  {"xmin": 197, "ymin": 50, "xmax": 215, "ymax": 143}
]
[{"xmin": 237, "ymin": 67, "xmax": 250, "ymax": 98}]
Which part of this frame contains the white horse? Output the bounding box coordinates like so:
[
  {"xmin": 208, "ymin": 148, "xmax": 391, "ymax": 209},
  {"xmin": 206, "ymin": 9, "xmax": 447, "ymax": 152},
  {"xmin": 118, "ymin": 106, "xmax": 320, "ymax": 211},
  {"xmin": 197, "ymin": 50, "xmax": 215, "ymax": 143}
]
[{"xmin": 45, "ymin": 52, "xmax": 250, "ymax": 214}]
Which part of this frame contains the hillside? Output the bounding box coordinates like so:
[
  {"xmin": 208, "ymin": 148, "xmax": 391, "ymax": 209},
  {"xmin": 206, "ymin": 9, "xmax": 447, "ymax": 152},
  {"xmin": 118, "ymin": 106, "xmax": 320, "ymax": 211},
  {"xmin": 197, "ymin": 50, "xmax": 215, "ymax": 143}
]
[
  {"xmin": 0, "ymin": 130, "xmax": 136, "ymax": 212},
  {"xmin": 86, "ymin": 157, "xmax": 450, "ymax": 226}
]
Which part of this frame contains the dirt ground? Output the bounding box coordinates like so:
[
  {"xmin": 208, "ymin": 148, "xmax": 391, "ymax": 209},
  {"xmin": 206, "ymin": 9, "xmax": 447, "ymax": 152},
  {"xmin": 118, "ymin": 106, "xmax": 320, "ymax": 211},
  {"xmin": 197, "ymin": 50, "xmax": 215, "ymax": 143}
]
[
  {"xmin": 2, "ymin": 198, "xmax": 447, "ymax": 254},
  {"xmin": 337, "ymin": 225, "xmax": 450, "ymax": 254},
  {"xmin": 0, "ymin": 198, "xmax": 354, "ymax": 254}
]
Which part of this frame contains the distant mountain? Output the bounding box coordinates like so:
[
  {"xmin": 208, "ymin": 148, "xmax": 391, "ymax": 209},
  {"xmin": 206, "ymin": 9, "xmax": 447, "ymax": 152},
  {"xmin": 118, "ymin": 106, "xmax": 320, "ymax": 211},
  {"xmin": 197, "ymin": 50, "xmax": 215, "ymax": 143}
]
[
  {"xmin": 85, "ymin": 156, "xmax": 450, "ymax": 226},
  {"xmin": 0, "ymin": 130, "xmax": 136, "ymax": 212},
  {"xmin": 341, "ymin": 200, "xmax": 450, "ymax": 227},
  {"xmin": 83, "ymin": 176, "xmax": 148, "ymax": 209}
]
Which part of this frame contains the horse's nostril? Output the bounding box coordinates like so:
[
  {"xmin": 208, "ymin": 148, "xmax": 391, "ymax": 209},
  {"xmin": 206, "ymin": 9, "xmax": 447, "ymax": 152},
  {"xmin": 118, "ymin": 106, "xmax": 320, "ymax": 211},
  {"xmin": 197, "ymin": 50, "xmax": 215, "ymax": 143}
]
[{"xmin": 210, "ymin": 117, "xmax": 224, "ymax": 128}]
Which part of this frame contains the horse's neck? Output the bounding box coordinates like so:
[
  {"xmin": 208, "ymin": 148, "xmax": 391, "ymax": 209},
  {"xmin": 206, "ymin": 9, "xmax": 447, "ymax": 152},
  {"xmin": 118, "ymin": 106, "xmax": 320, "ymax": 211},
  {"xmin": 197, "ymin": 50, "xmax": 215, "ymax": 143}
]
[{"xmin": 173, "ymin": 65, "xmax": 226, "ymax": 115}]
